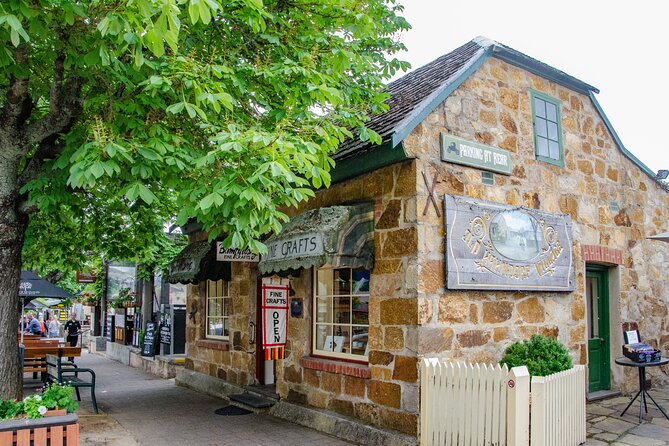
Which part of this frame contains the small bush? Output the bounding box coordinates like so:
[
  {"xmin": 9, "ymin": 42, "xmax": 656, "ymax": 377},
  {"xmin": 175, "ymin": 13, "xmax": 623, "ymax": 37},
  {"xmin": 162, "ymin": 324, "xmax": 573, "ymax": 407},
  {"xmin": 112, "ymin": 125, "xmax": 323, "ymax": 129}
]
[{"xmin": 500, "ymin": 335, "xmax": 573, "ymax": 376}]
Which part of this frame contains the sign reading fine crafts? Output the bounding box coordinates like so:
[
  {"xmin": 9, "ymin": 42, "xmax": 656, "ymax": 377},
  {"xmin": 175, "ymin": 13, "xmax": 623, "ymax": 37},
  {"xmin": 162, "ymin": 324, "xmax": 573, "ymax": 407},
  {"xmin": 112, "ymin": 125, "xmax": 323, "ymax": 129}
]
[
  {"xmin": 444, "ymin": 195, "xmax": 574, "ymax": 291},
  {"xmin": 261, "ymin": 279, "xmax": 289, "ymax": 359}
]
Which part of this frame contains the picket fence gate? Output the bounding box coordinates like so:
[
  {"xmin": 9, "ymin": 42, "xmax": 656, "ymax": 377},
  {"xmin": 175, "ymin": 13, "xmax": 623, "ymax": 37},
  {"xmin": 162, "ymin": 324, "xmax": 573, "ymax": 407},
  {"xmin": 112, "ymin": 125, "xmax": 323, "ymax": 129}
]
[{"xmin": 420, "ymin": 359, "xmax": 586, "ymax": 446}]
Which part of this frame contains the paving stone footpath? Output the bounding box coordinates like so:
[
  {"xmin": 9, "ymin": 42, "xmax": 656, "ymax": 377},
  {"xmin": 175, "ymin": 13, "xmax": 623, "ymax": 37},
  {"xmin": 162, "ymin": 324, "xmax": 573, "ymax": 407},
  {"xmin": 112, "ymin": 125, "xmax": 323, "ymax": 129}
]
[
  {"xmin": 32, "ymin": 351, "xmax": 669, "ymax": 445},
  {"xmin": 585, "ymin": 385, "xmax": 669, "ymax": 445},
  {"xmin": 69, "ymin": 351, "xmax": 352, "ymax": 446}
]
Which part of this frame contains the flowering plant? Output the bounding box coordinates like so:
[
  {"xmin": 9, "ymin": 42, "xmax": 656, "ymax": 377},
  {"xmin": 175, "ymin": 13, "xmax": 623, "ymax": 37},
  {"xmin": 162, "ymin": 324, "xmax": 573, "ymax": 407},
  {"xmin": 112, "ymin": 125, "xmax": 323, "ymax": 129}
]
[
  {"xmin": 80, "ymin": 291, "xmax": 99, "ymax": 306},
  {"xmin": 1, "ymin": 384, "xmax": 77, "ymax": 420},
  {"xmin": 109, "ymin": 287, "xmax": 138, "ymax": 308}
]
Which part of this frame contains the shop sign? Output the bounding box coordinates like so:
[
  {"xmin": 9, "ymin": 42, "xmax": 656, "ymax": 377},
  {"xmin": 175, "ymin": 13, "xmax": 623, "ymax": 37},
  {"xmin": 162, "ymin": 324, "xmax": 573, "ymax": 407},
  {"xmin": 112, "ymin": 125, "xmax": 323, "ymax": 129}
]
[
  {"xmin": 76, "ymin": 271, "xmax": 96, "ymax": 283},
  {"xmin": 216, "ymin": 242, "xmax": 259, "ymax": 262},
  {"xmin": 441, "ymin": 134, "xmax": 512, "ymax": 175},
  {"xmin": 261, "ymin": 280, "xmax": 289, "ymax": 348},
  {"xmin": 444, "ymin": 195, "xmax": 574, "ymax": 291},
  {"xmin": 262, "ymin": 233, "xmax": 324, "ymax": 263}
]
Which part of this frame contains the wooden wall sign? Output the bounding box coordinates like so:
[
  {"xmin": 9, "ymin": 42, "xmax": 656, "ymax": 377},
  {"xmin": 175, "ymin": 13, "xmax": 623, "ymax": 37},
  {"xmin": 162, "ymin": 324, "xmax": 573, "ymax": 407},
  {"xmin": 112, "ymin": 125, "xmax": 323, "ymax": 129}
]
[
  {"xmin": 444, "ymin": 195, "xmax": 574, "ymax": 291},
  {"xmin": 441, "ymin": 133, "xmax": 512, "ymax": 175}
]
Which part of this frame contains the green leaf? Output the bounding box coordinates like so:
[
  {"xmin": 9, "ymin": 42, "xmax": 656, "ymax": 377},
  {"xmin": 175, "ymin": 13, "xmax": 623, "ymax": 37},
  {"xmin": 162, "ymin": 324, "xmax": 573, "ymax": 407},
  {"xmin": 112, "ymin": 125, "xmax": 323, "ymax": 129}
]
[{"xmin": 137, "ymin": 184, "xmax": 156, "ymax": 204}]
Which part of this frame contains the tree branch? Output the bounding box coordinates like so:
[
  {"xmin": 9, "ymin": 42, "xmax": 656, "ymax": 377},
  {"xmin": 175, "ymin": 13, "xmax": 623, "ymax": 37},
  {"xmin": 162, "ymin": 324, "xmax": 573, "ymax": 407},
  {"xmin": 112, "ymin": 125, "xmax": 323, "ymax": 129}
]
[{"xmin": 0, "ymin": 45, "xmax": 33, "ymax": 133}]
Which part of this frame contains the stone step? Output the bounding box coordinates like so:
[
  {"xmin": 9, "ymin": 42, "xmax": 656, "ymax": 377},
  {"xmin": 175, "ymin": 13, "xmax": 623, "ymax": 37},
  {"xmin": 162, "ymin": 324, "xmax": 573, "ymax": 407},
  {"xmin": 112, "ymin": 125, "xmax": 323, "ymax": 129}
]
[{"xmin": 229, "ymin": 393, "xmax": 276, "ymax": 413}]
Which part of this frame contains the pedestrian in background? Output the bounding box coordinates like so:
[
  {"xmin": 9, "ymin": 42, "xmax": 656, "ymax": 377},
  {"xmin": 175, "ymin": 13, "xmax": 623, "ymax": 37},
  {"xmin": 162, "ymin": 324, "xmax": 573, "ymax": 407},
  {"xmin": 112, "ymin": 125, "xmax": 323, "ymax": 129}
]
[
  {"xmin": 48, "ymin": 316, "xmax": 60, "ymax": 338},
  {"xmin": 64, "ymin": 313, "xmax": 81, "ymax": 347}
]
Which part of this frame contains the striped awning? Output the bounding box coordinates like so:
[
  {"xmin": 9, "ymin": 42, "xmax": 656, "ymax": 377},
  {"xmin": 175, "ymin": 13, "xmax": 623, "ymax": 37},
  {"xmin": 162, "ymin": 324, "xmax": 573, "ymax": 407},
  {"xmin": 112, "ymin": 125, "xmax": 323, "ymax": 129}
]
[{"xmin": 258, "ymin": 203, "xmax": 374, "ymax": 275}]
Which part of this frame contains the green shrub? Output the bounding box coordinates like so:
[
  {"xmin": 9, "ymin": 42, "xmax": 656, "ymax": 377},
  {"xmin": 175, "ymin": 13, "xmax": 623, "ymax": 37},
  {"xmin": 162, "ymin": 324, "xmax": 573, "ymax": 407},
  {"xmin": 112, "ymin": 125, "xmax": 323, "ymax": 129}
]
[
  {"xmin": 0, "ymin": 400, "xmax": 23, "ymax": 420},
  {"xmin": 500, "ymin": 335, "xmax": 573, "ymax": 376}
]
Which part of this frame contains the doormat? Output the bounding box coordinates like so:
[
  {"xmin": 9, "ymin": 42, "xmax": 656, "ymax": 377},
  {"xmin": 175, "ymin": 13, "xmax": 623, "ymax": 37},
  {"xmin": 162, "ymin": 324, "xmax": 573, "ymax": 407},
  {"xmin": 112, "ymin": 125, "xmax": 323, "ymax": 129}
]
[{"xmin": 214, "ymin": 405, "xmax": 252, "ymax": 416}]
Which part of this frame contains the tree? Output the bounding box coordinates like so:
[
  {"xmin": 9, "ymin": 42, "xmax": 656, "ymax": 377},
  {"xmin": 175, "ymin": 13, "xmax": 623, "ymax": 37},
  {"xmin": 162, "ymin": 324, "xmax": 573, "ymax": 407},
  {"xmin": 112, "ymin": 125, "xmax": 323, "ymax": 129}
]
[{"xmin": 0, "ymin": 0, "xmax": 409, "ymax": 398}]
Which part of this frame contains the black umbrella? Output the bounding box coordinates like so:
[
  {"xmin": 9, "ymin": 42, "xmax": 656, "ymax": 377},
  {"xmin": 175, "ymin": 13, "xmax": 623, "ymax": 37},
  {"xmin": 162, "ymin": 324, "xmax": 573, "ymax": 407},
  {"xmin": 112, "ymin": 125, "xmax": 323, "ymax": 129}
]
[{"xmin": 19, "ymin": 270, "xmax": 72, "ymax": 300}]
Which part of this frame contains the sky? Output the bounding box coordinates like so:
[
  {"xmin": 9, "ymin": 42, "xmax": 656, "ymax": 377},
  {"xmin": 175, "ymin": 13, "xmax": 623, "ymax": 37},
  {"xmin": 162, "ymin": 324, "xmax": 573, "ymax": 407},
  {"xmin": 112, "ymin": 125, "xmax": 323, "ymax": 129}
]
[{"xmin": 395, "ymin": 1, "xmax": 668, "ymax": 174}]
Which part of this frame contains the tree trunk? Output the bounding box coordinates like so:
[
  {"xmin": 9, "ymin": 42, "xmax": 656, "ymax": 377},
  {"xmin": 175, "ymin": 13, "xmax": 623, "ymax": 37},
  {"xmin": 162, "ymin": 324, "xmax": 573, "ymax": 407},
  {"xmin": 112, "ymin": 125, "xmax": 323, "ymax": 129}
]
[{"xmin": 0, "ymin": 158, "xmax": 28, "ymax": 400}]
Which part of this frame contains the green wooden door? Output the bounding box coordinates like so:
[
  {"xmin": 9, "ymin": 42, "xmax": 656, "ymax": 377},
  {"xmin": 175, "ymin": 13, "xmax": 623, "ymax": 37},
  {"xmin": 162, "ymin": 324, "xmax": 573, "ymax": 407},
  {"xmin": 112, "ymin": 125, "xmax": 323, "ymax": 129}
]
[{"xmin": 586, "ymin": 267, "xmax": 610, "ymax": 392}]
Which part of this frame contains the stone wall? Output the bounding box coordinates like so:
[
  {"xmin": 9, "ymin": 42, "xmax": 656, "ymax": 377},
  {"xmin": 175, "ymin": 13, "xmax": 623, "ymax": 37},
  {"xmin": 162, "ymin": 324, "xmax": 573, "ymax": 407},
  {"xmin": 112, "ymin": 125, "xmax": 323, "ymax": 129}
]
[
  {"xmin": 184, "ymin": 231, "xmax": 258, "ymax": 386},
  {"xmin": 273, "ymin": 160, "xmax": 421, "ymax": 436},
  {"xmin": 406, "ymin": 56, "xmax": 669, "ymax": 391}
]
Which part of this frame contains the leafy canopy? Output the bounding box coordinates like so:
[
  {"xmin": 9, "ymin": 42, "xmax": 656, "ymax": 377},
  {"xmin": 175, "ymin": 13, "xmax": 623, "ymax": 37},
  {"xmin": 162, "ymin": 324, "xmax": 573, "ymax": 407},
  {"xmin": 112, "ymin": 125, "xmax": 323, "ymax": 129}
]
[{"xmin": 3, "ymin": 0, "xmax": 410, "ymax": 256}]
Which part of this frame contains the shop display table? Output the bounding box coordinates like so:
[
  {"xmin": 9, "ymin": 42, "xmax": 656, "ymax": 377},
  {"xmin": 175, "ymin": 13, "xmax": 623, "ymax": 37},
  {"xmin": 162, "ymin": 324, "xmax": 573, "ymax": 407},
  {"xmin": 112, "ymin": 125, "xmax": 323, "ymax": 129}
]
[{"xmin": 615, "ymin": 356, "xmax": 669, "ymax": 423}]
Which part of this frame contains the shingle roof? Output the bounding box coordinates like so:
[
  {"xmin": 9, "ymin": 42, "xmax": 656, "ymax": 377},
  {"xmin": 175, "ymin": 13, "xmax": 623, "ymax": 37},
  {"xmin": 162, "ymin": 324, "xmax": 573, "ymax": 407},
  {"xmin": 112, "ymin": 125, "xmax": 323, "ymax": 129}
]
[{"xmin": 334, "ymin": 40, "xmax": 484, "ymax": 161}]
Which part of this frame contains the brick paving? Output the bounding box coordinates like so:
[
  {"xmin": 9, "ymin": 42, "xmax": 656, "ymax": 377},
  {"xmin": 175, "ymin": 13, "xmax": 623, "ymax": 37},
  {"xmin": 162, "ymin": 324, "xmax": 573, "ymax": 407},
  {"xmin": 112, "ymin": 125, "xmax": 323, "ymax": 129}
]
[
  {"xmin": 71, "ymin": 351, "xmax": 352, "ymax": 446},
  {"xmin": 585, "ymin": 384, "xmax": 669, "ymax": 445}
]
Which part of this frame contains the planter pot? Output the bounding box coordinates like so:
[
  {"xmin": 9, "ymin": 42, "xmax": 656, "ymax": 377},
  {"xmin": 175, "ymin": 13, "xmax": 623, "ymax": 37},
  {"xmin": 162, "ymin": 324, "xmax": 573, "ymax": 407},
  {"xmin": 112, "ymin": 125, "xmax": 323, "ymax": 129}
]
[
  {"xmin": 122, "ymin": 301, "xmax": 135, "ymax": 308},
  {"xmin": 44, "ymin": 408, "xmax": 67, "ymax": 417},
  {"xmin": 0, "ymin": 413, "xmax": 79, "ymax": 445}
]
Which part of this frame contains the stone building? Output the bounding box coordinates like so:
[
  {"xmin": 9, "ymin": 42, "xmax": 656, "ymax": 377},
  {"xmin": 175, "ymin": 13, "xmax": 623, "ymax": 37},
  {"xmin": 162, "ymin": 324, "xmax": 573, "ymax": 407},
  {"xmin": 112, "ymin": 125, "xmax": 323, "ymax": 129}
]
[{"xmin": 170, "ymin": 37, "xmax": 669, "ymax": 444}]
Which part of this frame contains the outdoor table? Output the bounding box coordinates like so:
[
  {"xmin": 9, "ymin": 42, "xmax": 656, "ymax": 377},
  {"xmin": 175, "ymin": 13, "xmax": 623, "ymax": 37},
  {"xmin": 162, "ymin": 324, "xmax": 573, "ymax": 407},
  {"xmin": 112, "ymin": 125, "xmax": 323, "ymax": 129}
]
[
  {"xmin": 615, "ymin": 356, "xmax": 669, "ymax": 423},
  {"xmin": 21, "ymin": 345, "xmax": 82, "ymax": 380}
]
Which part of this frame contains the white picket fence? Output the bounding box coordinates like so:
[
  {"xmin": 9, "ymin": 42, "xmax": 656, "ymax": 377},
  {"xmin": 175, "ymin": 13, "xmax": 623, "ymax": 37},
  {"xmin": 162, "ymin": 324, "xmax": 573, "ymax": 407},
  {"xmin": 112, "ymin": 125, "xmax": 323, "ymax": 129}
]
[
  {"xmin": 530, "ymin": 366, "xmax": 587, "ymax": 446},
  {"xmin": 420, "ymin": 359, "xmax": 586, "ymax": 446}
]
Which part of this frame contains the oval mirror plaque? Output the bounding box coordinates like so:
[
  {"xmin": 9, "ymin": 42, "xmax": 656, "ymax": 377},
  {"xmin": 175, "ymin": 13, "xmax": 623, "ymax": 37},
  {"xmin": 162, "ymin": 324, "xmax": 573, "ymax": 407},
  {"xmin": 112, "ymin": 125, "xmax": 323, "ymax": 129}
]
[{"xmin": 489, "ymin": 211, "xmax": 544, "ymax": 261}]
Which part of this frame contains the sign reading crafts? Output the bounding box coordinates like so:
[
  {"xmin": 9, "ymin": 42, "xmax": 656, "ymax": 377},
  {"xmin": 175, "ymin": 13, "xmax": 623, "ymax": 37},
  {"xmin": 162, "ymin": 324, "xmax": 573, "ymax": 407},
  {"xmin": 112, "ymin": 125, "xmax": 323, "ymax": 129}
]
[
  {"xmin": 441, "ymin": 134, "xmax": 512, "ymax": 175},
  {"xmin": 444, "ymin": 195, "xmax": 574, "ymax": 291},
  {"xmin": 263, "ymin": 233, "xmax": 324, "ymax": 262}
]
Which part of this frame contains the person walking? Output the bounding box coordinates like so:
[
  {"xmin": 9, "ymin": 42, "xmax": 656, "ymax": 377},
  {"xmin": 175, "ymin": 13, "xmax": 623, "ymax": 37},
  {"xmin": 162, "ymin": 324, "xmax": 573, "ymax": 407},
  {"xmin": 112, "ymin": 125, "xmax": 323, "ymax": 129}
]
[
  {"xmin": 64, "ymin": 313, "xmax": 82, "ymax": 346},
  {"xmin": 47, "ymin": 316, "xmax": 60, "ymax": 338}
]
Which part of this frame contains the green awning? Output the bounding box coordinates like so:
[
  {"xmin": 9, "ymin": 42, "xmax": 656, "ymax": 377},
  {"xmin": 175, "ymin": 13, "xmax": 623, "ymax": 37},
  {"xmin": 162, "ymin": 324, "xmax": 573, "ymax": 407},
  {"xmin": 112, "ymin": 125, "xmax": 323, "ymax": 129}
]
[
  {"xmin": 258, "ymin": 203, "xmax": 374, "ymax": 275},
  {"xmin": 168, "ymin": 240, "xmax": 231, "ymax": 284}
]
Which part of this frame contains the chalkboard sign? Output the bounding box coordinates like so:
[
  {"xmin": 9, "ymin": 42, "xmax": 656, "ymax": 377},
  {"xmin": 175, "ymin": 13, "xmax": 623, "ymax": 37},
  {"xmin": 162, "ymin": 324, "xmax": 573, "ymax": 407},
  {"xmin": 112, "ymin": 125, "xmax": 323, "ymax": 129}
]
[
  {"xmin": 141, "ymin": 321, "xmax": 157, "ymax": 357},
  {"xmin": 105, "ymin": 314, "xmax": 115, "ymax": 342},
  {"xmin": 159, "ymin": 320, "xmax": 171, "ymax": 345}
]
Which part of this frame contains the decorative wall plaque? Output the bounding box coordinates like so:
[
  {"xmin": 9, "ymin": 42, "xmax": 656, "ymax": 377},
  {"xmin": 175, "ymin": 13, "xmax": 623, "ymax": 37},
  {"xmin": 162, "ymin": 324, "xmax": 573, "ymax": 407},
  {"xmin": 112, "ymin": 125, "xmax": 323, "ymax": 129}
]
[
  {"xmin": 444, "ymin": 195, "xmax": 574, "ymax": 291},
  {"xmin": 441, "ymin": 134, "xmax": 512, "ymax": 175}
]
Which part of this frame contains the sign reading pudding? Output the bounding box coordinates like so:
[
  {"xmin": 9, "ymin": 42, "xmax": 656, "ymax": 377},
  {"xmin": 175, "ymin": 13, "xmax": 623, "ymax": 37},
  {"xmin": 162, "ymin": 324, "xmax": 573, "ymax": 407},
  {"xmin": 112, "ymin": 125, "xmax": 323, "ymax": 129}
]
[
  {"xmin": 444, "ymin": 195, "xmax": 574, "ymax": 291},
  {"xmin": 441, "ymin": 134, "xmax": 512, "ymax": 175}
]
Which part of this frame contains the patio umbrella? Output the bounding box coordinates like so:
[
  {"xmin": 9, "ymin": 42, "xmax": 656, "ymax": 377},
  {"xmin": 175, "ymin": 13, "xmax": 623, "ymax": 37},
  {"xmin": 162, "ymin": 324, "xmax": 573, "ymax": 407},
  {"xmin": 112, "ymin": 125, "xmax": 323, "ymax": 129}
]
[
  {"xmin": 647, "ymin": 231, "xmax": 669, "ymax": 242},
  {"xmin": 19, "ymin": 270, "xmax": 72, "ymax": 343}
]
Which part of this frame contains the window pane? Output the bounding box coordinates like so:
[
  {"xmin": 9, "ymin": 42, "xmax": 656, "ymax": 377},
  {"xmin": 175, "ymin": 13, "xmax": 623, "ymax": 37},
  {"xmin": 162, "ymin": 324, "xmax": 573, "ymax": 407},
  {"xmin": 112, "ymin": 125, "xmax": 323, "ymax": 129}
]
[
  {"xmin": 316, "ymin": 294, "xmax": 331, "ymax": 323},
  {"xmin": 334, "ymin": 269, "xmax": 351, "ymax": 295},
  {"xmin": 316, "ymin": 269, "xmax": 333, "ymax": 296},
  {"xmin": 351, "ymin": 270, "xmax": 370, "ymax": 294},
  {"xmin": 208, "ymin": 318, "xmax": 223, "ymax": 336},
  {"xmin": 351, "ymin": 326, "xmax": 369, "ymax": 357},
  {"xmin": 208, "ymin": 298, "xmax": 221, "ymax": 317},
  {"xmin": 334, "ymin": 296, "xmax": 350, "ymax": 323},
  {"xmin": 223, "ymin": 297, "xmax": 231, "ymax": 317},
  {"xmin": 316, "ymin": 324, "xmax": 333, "ymax": 351},
  {"xmin": 333, "ymin": 325, "xmax": 350, "ymax": 353},
  {"xmin": 537, "ymin": 137, "xmax": 549, "ymax": 157},
  {"xmin": 546, "ymin": 102, "xmax": 557, "ymax": 121},
  {"xmin": 352, "ymin": 295, "xmax": 369, "ymax": 325},
  {"xmin": 534, "ymin": 97, "xmax": 546, "ymax": 118},
  {"xmin": 548, "ymin": 140, "xmax": 560, "ymax": 160},
  {"xmin": 535, "ymin": 118, "xmax": 547, "ymax": 138},
  {"xmin": 208, "ymin": 280, "xmax": 216, "ymax": 297},
  {"xmin": 223, "ymin": 318, "xmax": 229, "ymax": 337},
  {"xmin": 548, "ymin": 122, "xmax": 558, "ymax": 140}
]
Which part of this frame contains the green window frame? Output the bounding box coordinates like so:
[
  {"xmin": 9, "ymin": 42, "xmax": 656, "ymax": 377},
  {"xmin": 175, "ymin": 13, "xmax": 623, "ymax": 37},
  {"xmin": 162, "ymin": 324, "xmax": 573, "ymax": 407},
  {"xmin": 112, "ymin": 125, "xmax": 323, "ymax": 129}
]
[{"xmin": 531, "ymin": 90, "xmax": 564, "ymax": 167}]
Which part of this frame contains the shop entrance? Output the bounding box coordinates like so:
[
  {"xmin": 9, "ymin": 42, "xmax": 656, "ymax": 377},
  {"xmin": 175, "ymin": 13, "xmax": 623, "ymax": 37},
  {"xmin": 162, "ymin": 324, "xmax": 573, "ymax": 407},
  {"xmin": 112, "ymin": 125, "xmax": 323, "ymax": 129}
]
[{"xmin": 586, "ymin": 265, "xmax": 611, "ymax": 392}]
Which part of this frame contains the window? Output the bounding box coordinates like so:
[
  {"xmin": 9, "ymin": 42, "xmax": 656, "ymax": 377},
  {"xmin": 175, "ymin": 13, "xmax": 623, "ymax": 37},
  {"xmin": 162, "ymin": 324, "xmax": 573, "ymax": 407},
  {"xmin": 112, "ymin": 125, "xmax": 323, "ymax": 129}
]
[
  {"xmin": 313, "ymin": 267, "xmax": 370, "ymax": 361},
  {"xmin": 206, "ymin": 279, "xmax": 230, "ymax": 340},
  {"xmin": 531, "ymin": 91, "xmax": 564, "ymax": 166}
]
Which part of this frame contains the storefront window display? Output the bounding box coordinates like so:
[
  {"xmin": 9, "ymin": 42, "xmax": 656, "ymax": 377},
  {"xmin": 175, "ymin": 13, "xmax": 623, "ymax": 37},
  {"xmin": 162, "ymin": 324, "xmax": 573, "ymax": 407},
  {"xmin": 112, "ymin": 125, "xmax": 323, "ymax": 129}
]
[
  {"xmin": 206, "ymin": 279, "xmax": 230, "ymax": 340},
  {"xmin": 313, "ymin": 267, "xmax": 370, "ymax": 361}
]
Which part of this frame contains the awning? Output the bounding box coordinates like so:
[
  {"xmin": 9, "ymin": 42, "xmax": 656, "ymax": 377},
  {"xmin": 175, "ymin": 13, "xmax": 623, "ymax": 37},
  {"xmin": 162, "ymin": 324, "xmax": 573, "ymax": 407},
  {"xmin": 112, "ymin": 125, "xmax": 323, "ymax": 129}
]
[
  {"xmin": 19, "ymin": 270, "xmax": 72, "ymax": 301},
  {"xmin": 168, "ymin": 240, "xmax": 231, "ymax": 284},
  {"xmin": 647, "ymin": 231, "xmax": 669, "ymax": 242},
  {"xmin": 258, "ymin": 202, "xmax": 374, "ymax": 275}
]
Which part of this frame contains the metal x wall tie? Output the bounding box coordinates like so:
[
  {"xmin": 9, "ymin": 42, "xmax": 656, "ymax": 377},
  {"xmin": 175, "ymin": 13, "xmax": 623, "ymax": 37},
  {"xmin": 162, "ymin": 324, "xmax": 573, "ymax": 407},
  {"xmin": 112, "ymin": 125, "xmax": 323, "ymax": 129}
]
[{"xmin": 422, "ymin": 170, "xmax": 441, "ymax": 217}]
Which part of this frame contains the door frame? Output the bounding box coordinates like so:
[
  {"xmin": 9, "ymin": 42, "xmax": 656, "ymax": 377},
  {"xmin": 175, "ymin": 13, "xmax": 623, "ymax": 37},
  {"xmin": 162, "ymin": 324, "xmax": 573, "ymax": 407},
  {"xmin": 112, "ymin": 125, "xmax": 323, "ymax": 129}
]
[{"xmin": 586, "ymin": 264, "xmax": 611, "ymax": 392}]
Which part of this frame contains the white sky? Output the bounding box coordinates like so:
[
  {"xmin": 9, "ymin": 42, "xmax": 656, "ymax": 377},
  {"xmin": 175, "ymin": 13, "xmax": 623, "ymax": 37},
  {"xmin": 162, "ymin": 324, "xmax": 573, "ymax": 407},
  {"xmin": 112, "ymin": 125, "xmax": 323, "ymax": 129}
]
[{"xmin": 396, "ymin": 1, "xmax": 668, "ymax": 174}]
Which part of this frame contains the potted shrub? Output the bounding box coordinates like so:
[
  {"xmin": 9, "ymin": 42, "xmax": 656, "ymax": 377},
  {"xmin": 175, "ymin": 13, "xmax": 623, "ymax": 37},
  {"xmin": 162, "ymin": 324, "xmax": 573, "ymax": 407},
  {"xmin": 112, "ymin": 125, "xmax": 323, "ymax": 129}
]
[
  {"xmin": 80, "ymin": 291, "xmax": 100, "ymax": 307},
  {"xmin": 500, "ymin": 334, "xmax": 573, "ymax": 376}
]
